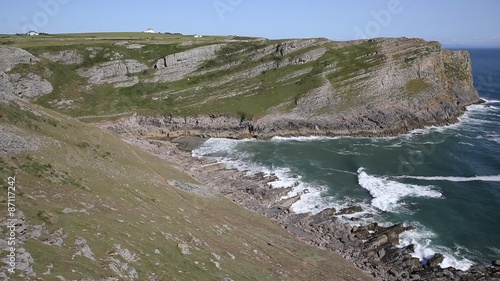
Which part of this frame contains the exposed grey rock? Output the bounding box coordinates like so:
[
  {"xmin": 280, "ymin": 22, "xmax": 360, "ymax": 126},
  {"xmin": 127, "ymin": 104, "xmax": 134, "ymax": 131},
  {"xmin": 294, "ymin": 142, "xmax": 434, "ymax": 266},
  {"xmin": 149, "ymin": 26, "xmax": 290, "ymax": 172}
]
[
  {"xmin": 427, "ymin": 253, "xmax": 444, "ymax": 268},
  {"xmin": 110, "ymin": 39, "xmax": 480, "ymax": 141},
  {"xmin": 0, "ymin": 46, "xmax": 38, "ymax": 72},
  {"xmin": 0, "ymin": 71, "xmax": 15, "ymax": 102},
  {"xmin": 106, "ymin": 244, "xmax": 139, "ymax": 280},
  {"xmin": 16, "ymin": 247, "xmax": 35, "ymax": 277},
  {"xmin": 275, "ymin": 39, "xmax": 322, "ymax": 56},
  {"xmin": 148, "ymin": 44, "xmax": 225, "ymax": 83},
  {"xmin": 276, "ymin": 67, "xmax": 313, "ymax": 82},
  {"xmin": 74, "ymin": 237, "xmax": 95, "ymax": 261},
  {"xmin": 0, "ymin": 125, "xmax": 41, "ymax": 155},
  {"xmin": 115, "ymin": 41, "xmax": 144, "ymax": 49},
  {"xmin": 78, "ymin": 59, "xmax": 147, "ymax": 88},
  {"xmin": 62, "ymin": 208, "xmax": 87, "ymax": 214},
  {"xmin": 167, "ymin": 180, "xmax": 213, "ymax": 197},
  {"xmin": 85, "ymin": 46, "xmax": 103, "ymax": 59},
  {"xmin": 9, "ymin": 73, "xmax": 53, "ymax": 98},
  {"xmin": 41, "ymin": 50, "xmax": 83, "ymax": 64},
  {"xmin": 44, "ymin": 228, "xmax": 66, "ymax": 247},
  {"xmin": 178, "ymin": 243, "xmax": 190, "ymax": 255},
  {"xmin": 337, "ymin": 206, "xmax": 364, "ymax": 215},
  {"xmin": 49, "ymin": 98, "xmax": 75, "ymax": 109},
  {"xmin": 27, "ymin": 225, "xmax": 43, "ymax": 239},
  {"xmin": 0, "ymin": 47, "xmax": 52, "ymax": 101}
]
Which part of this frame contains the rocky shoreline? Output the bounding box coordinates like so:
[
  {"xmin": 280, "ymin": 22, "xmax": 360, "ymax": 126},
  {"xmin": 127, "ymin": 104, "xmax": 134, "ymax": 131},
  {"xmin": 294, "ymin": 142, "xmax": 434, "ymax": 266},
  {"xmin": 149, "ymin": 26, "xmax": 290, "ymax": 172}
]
[{"xmin": 109, "ymin": 131, "xmax": 500, "ymax": 281}]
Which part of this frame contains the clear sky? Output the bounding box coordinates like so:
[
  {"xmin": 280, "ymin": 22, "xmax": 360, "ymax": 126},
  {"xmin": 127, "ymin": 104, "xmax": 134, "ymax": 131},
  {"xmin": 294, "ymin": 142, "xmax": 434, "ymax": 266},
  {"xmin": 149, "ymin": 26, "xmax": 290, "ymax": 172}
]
[{"xmin": 1, "ymin": 0, "xmax": 500, "ymax": 46}]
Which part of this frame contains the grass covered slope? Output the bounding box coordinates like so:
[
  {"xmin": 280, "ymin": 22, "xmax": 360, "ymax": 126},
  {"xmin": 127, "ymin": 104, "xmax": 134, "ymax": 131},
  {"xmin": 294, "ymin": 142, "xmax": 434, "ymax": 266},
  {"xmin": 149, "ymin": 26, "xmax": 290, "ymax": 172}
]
[{"xmin": 0, "ymin": 100, "xmax": 374, "ymax": 280}]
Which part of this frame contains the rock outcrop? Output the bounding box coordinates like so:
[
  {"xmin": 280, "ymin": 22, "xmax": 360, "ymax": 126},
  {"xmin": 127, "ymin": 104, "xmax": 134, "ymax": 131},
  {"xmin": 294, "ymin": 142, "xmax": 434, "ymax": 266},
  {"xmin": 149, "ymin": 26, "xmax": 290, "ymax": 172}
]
[
  {"xmin": 78, "ymin": 59, "xmax": 148, "ymax": 88},
  {"xmin": 9, "ymin": 73, "xmax": 53, "ymax": 98},
  {"xmin": 0, "ymin": 46, "xmax": 38, "ymax": 72},
  {"xmin": 109, "ymin": 38, "xmax": 480, "ymax": 139},
  {"xmin": 41, "ymin": 50, "xmax": 83, "ymax": 64},
  {"xmin": 0, "ymin": 47, "xmax": 53, "ymax": 102},
  {"xmin": 148, "ymin": 44, "xmax": 225, "ymax": 83},
  {"xmin": 0, "ymin": 71, "xmax": 15, "ymax": 102}
]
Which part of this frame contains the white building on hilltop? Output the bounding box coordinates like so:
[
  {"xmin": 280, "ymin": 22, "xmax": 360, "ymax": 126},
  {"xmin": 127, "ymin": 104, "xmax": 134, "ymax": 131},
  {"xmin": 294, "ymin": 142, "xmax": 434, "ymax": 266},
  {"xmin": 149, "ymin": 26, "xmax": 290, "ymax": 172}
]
[{"xmin": 144, "ymin": 28, "xmax": 156, "ymax": 33}]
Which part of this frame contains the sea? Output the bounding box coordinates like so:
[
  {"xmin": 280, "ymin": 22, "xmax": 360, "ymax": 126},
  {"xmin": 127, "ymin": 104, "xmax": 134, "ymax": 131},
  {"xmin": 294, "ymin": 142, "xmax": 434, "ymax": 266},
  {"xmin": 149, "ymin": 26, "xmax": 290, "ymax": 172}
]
[{"xmin": 192, "ymin": 48, "xmax": 500, "ymax": 271}]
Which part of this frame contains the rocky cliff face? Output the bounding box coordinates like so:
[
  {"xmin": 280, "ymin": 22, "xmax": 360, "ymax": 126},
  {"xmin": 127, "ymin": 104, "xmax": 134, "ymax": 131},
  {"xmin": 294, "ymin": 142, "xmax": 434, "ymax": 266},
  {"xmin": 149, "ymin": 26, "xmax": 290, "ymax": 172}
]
[
  {"xmin": 0, "ymin": 47, "xmax": 53, "ymax": 102},
  {"xmin": 0, "ymin": 37, "xmax": 480, "ymax": 138},
  {"xmin": 106, "ymin": 38, "xmax": 480, "ymax": 139}
]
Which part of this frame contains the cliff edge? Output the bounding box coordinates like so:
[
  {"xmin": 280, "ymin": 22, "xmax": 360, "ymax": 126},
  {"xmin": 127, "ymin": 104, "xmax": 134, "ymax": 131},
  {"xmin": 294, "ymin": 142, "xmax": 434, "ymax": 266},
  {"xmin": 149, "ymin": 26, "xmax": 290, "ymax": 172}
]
[{"xmin": 0, "ymin": 35, "xmax": 480, "ymax": 138}]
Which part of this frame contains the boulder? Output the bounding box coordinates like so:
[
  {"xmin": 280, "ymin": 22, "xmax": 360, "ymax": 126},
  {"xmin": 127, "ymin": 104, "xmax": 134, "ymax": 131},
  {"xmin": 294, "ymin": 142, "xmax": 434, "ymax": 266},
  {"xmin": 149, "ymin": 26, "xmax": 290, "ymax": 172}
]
[
  {"xmin": 427, "ymin": 253, "xmax": 444, "ymax": 268},
  {"xmin": 337, "ymin": 205, "xmax": 363, "ymax": 215}
]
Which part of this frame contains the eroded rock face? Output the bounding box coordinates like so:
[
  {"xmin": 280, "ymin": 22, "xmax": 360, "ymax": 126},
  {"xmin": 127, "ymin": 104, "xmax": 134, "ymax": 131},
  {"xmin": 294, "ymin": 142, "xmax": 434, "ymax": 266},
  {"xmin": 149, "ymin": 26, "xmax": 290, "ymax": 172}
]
[
  {"xmin": 0, "ymin": 125, "xmax": 41, "ymax": 155},
  {"xmin": 148, "ymin": 44, "xmax": 225, "ymax": 83},
  {"xmin": 0, "ymin": 46, "xmax": 38, "ymax": 72},
  {"xmin": 0, "ymin": 47, "xmax": 53, "ymax": 101},
  {"xmin": 9, "ymin": 73, "xmax": 53, "ymax": 98},
  {"xmin": 0, "ymin": 71, "xmax": 15, "ymax": 102},
  {"xmin": 111, "ymin": 39, "xmax": 480, "ymax": 139},
  {"xmin": 78, "ymin": 59, "xmax": 148, "ymax": 88},
  {"xmin": 41, "ymin": 50, "xmax": 83, "ymax": 65}
]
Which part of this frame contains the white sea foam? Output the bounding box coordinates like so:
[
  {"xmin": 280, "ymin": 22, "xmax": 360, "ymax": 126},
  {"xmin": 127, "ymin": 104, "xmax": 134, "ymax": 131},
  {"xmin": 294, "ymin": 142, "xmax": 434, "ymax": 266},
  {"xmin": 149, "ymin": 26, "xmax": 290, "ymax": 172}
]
[
  {"xmin": 193, "ymin": 138, "xmax": 349, "ymax": 215},
  {"xmin": 271, "ymin": 136, "xmax": 336, "ymax": 142},
  {"xmin": 483, "ymin": 98, "xmax": 500, "ymax": 104},
  {"xmin": 487, "ymin": 133, "xmax": 500, "ymax": 145},
  {"xmin": 194, "ymin": 139, "xmax": 480, "ymax": 271},
  {"xmin": 490, "ymin": 247, "xmax": 500, "ymax": 256},
  {"xmin": 399, "ymin": 224, "xmax": 475, "ymax": 271},
  {"xmin": 192, "ymin": 138, "xmax": 253, "ymax": 158},
  {"xmin": 357, "ymin": 168, "xmax": 442, "ymax": 212},
  {"xmin": 397, "ymin": 174, "xmax": 500, "ymax": 182}
]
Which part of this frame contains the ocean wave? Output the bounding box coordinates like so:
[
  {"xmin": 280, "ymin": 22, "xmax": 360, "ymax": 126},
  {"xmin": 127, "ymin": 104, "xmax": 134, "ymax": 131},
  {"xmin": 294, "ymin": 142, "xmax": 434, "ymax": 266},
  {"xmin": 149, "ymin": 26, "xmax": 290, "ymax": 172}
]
[
  {"xmin": 397, "ymin": 174, "xmax": 500, "ymax": 182},
  {"xmin": 490, "ymin": 247, "xmax": 500, "ymax": 256},
  {"xmin": 320, "ymin": 147, "xmax": 367, "ymax": 156},
  {"xmin": 486, "ymin": 133, "xmax": 500, "ymax": 145},
  {"xmin": 458, "ymin": 141, "xmax": 475, "ymax": 147},
  {"xmin": 193, "ymin": 137, "xmax": 349, "ymax": 215},
  {"xmin": 357, "ymin": 168, "xmax": 442, "ymax": 212},
  {"xmin": 271, "ymin": 136, "xmax": 337, "ymax": 142},
  {"xmin": 192, "ymin": 138, "xmax": 254, "ymax": 158},
  {"xmin": 399, "ymin": 223, "xmax": 474, "ymax": 271},
  {"xmin": 271, "ymin": 169, "xmax": 359, "ymax": 215},
  {"xmin": 483, "ymin": 98, "xmax": 500, "ymax": 104}
]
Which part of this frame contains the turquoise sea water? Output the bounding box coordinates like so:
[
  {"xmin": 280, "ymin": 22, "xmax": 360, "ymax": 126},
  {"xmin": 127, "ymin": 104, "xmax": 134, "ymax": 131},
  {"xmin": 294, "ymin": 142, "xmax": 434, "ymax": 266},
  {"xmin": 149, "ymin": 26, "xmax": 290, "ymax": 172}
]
[{"xmin": 193, "ymin": 48, "xmax": 500, "ymax": 270}]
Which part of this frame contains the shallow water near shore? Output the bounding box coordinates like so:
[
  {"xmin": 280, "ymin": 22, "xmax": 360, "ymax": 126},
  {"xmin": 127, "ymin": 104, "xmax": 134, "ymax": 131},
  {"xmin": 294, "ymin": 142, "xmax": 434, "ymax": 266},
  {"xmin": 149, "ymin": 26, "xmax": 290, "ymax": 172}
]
[{"xmin": 192, "ymin": 48, "xmax": 500, "ymax": 271}]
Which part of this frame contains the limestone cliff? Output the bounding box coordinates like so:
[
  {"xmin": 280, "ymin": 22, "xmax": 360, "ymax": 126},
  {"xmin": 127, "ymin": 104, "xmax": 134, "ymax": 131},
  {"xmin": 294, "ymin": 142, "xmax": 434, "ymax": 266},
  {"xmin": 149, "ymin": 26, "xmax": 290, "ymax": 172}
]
[
  {"xmin": 103, "ymin": 38, "xmax": 480, "ymax": 138},
  {"xmin": 0, "ymin": 36, "xmax": 480, "ymax": 138}
]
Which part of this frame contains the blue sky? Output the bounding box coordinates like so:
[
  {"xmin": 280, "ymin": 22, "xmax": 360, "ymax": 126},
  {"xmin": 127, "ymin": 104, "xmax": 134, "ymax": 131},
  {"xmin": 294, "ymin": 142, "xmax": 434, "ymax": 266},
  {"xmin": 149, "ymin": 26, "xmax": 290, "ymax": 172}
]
[{"xmin": 1, "ymin": 0, "xmax": 500, "ymax": 46}]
